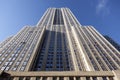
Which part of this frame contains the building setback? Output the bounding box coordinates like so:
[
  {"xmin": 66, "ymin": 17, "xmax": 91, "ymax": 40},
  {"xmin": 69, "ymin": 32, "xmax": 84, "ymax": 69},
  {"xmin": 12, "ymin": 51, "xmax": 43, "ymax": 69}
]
[
  {"xmin": 0, "ymin": 8, "xmax": 120, "ymax": 80},
  {"xmin": 104, "ymin": 35, "xmax": 120, "ymax": 52}
]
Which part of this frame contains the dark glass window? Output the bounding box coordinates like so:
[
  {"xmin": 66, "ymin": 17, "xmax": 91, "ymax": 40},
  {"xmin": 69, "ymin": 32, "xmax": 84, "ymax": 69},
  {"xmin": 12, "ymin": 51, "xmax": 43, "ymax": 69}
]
[{"xmin": 53, "ymin": 9, "xmax": 64, "ymax": 25}]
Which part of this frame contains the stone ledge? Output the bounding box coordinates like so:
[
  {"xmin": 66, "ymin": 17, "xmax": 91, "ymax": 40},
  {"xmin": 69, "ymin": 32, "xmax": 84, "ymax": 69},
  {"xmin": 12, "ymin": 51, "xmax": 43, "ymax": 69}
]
[
  {"xmin": 112, "ymin": 70, "xmax": 120, "ymax": 80},
  {"xmin": 0, "ymin": 71, "xmax": 114, "ymax": 77}
]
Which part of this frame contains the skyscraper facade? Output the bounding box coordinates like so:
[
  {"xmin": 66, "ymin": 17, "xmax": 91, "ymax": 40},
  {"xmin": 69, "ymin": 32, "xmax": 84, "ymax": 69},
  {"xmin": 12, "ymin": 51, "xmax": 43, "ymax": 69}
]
[{"xmin": 0, "ymin": 8, "xmax": 120, "ymax": 80}]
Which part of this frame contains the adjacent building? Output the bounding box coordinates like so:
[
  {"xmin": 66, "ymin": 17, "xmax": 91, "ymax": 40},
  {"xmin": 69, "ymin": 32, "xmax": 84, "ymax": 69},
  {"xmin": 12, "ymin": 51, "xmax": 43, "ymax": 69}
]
[{"xmin": 0, "ymin": 8, "xmax": 120, "ymax": 80}]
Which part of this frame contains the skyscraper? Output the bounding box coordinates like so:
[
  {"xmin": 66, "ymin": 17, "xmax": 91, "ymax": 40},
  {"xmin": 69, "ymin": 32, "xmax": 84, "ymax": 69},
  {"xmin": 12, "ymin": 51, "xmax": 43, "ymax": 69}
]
[{"xmin": 0, "ymin": 8, "xmax": 120, "ymax": 80}]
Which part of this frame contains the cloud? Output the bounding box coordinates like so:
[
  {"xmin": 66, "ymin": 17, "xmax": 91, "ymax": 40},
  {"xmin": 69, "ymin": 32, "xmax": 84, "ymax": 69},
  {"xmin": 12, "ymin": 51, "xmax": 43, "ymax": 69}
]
[{"xmin": 96, "ymin": 0, "xmax": 110, "ymax": 16}]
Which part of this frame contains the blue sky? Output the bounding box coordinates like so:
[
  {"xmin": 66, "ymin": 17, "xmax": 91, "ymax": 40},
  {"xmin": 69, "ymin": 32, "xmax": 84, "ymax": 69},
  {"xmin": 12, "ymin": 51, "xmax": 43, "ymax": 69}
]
[{"xmin": 0, "ymin": 0, "xmax": 120, "ymax": 44}]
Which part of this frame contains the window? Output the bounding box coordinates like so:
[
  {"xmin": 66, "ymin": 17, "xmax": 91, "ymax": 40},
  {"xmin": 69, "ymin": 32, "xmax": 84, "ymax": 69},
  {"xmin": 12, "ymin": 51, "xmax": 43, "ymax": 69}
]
[
  {"xmin": 15, "ymin": 54, "xmax": 18, "ymax": 56},
  {"xmin": 16, "ymin": 62, "xmax": 20, "ymax": 65},
  {"xmin": 20, "ymin": 67, "xmax": 25, "ymax": 71},
  {"xmin": 5, "ymin": 62, "xmax": 9, "ymax": 65},
  {"xmin": 19, "ymin": 58, "xmax": 22, "ymax": 61},
  {"xmin": 13, "ymin": 68, "xmax": 17, "ymax": 71},
  {"xmin": 28, "ymin": 54, "xmax": 31, "ymax": 56},
  {"xmin": 1, "ymin": 67, "xmax": 5, "ymax": 70},
  {"xmin": 9, "ymin": 62, "xmax": 13, "ymax": 65},
  {"xmin": 23, "ymin": 62, "xmax": 27, "ymax": 65},
  {"xmin": 2, "ymin": 58, "xmax": 5, "ymax": 61},
  {"xmin": 12, "ymin": 58, "xmax": 16, "ymax": 60},
  {"xmin": 5, "ymin": 54, "xmax": 8, "ymax": 57},
  {"xmin": 11, "ymin": 54, "xmax": 14, "ymax": 56},
  {"xmin": 21, "ymin": 54, "xmax": 24, "ymax": 57},
  {"xmin": 5, "ymin": 67, "xmax": 9, "ymax": 71}
]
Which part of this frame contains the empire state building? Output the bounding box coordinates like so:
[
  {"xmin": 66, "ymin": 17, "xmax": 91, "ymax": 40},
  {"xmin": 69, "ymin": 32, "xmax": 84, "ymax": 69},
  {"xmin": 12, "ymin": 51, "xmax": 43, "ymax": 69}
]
[{"xmin": 0, "ymin": 8, "xmax": 120, "ymax": 80}]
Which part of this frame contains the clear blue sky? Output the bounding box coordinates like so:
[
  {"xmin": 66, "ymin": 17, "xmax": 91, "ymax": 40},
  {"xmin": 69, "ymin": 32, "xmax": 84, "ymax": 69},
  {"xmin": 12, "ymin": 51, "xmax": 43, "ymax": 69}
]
[{"xmin": 0, "ymin": 0, "xmax": 120, "ymax": 44}]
